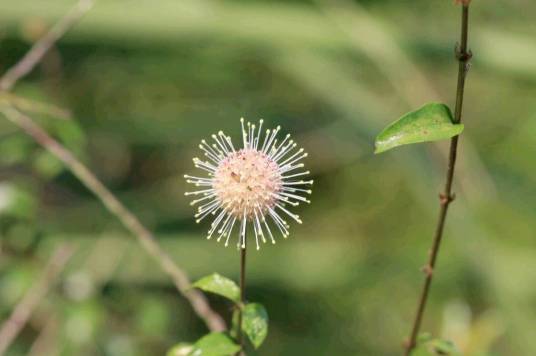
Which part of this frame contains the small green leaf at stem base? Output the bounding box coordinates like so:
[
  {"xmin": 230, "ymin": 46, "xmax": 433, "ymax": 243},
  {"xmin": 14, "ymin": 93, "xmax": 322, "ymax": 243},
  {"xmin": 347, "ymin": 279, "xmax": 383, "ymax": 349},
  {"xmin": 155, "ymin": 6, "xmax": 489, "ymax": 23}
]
[
  {"xmin": 189, "ymin": 333, "xmax": 241, "ymax": 356},
  {"xmin": 242, "ymin": 303, "xmax": 269, "ymax": 349},
  {"xmin": 374, "ymin": 102, "xmax": 464, "ymax": 154},
  {"xmin": 192, "ymin": 273, "xmax": 240, "ymax": 303},
  {"xmin": 412, "ymin": 333, "xmax": 459, "ymax": 356}
]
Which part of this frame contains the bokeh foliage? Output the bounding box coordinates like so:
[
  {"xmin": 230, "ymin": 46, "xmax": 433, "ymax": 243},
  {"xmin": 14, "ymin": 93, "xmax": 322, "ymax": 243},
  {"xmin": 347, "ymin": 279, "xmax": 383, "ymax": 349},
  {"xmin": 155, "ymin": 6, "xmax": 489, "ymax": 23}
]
[{"xmin": 1, "ymin": 0, "xmax": 536, "ymax": 355}]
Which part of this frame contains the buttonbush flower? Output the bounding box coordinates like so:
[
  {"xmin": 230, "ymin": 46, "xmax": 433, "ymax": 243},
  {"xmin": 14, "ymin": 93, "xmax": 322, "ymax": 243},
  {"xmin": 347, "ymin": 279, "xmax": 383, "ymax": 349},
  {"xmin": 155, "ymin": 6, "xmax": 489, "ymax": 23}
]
[{"xmin": 185, "ymin": 119, "xmax": 312, "ymax": 250}]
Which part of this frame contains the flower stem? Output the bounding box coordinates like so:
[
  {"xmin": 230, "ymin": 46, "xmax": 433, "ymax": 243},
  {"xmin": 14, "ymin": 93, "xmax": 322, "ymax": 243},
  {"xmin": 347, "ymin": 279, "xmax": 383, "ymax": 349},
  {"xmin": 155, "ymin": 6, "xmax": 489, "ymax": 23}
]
[
  {"xmin": 404, "ymin": 4, "xmax": 471, "ymax": 355},
  {"xmin": 237, "ymin": 245, "xmax": 247, "ymax": 355}
]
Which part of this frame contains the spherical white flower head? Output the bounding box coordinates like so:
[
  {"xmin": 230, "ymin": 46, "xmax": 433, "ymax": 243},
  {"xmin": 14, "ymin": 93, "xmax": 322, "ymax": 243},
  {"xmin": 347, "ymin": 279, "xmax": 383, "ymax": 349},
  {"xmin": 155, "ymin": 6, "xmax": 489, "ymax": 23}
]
[
  {"xmin": 213, "ymin": 149, "xmax": 281, "ymax": 219},
  {"xmin": 185, "ymin": 119, "xmax": 312, "ymax": 250}
]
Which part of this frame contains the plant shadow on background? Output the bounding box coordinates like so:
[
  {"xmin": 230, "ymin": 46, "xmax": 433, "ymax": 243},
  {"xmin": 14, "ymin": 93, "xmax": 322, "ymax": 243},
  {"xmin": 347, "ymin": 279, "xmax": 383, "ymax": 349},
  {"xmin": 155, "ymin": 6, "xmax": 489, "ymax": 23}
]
[{"xmin": 1, "ymin": 0, "xmax": 536, "ymax": 355}]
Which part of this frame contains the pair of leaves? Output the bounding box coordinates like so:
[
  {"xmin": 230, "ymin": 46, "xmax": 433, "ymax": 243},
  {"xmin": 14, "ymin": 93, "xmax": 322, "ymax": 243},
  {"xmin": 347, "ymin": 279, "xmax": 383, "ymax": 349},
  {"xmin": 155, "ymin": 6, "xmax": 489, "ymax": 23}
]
[
  {"xmin": 374, "ymin": 103, "xmax": 464, "ymax": 154},
  {"xmin": 193, "ymin": 273, "xmax": 269, "ymax": 349},
  {"xmin": 167, "ymin": 333, "xmax": 240, "ymax": 356}
]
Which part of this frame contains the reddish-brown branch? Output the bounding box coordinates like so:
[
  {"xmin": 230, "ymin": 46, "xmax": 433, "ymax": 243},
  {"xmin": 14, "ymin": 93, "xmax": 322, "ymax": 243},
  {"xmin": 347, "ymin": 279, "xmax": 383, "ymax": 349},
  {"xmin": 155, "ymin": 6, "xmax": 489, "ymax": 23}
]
[
  {"xmin": 0, "ymin": 106, "xmax": 226, "ymax": 332},
  {"xmin": 404, "ymin": 4, "xmax": 471, "ymax": 355}
]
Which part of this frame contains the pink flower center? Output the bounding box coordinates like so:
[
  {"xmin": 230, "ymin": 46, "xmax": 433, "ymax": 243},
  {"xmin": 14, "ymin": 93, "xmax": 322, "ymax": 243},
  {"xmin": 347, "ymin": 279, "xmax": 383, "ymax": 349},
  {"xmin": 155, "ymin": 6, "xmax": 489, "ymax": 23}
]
[{"xmin": 213, "ymin": 149, "xmax": 282, "ymax": 220}]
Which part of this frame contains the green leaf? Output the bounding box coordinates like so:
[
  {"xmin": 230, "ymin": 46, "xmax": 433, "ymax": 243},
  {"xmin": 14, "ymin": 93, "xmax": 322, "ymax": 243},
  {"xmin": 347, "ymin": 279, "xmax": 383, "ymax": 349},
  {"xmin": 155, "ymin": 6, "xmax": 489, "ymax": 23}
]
[
  {"xmin": 242, "ymin": 303, "xmax": 269, "ymax": 349},
  {"xmin": 413, "ymin": 334, "xmax": 459, "ymax": 356},
  {"xmin": 189, "ymin": 333, "xmax": 240, "ymax": 356},
  {"xmin": 167, "ymin": 343, "xmax": 194, "ymax": 356},
  {"xmin": 429, "ymin": 339, "xmax": 457, "ymax": 355},
  {"xmin": 374, "ymin": 103, "xmax": 464, "ymax": 154},
  {"xmin": 192, "ymin": 273, "xmax": 240, "ymax": 303}
]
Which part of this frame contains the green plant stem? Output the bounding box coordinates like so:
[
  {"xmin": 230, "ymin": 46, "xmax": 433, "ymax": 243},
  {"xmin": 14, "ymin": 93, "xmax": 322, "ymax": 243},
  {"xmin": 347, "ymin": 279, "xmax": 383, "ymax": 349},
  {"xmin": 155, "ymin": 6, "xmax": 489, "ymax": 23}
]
[
  {"xmin": 237, "ymin": 245, "xmax": 247, "ymax": 355},
  {"xmin": 404, "ymin": 5, "xmax": 471, "ymax": 355}
]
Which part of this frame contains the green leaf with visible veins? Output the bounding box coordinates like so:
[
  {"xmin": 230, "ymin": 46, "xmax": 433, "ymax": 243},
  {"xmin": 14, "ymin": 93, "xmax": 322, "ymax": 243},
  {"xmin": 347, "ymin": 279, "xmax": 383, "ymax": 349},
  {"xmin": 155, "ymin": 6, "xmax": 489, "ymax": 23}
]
[
  {"xmin": 189, "ymin": 333, "xmax": 241, "ymax": 356},
  {"xmin": 242, "ymin": 303, "xmax": 269, "ymax": 349},
  {"xmin": 192, "ymin": 273, "xmax": 240, "ymax": 303},
  {"xmin": 374, "ymin": 103, "xmax": 464, "ymax": 154}
]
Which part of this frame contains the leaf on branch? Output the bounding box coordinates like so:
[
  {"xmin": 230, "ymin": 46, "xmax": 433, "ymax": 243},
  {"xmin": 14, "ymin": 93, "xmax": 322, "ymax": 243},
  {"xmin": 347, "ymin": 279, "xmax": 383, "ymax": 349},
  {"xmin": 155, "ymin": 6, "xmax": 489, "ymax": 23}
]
[
  {"xmin": 374, "ymin": 103, "xmax": 464, "ymax": 154},
  {"xmin": 413, "ymin": 333, "xmax": 459, "ymax": 356},
  {"xmin": 242, "ymin": 303, "xmax": 269, "ymax": 349},
  {"xmin": 189, "ymin": 332, "xmax": 241, "ymax": 356},
  {"xmin": 192, "ymin": 273, "xmax": 240, "ymax": 303}
]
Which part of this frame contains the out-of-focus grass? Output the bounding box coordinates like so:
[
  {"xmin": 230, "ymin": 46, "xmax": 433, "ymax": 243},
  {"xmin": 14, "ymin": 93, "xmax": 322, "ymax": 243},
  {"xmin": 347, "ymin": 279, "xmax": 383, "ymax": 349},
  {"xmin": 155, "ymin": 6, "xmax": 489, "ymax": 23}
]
[{"xmin": 1, "ymin": 0, "xmax": 536, "ymax": 355}]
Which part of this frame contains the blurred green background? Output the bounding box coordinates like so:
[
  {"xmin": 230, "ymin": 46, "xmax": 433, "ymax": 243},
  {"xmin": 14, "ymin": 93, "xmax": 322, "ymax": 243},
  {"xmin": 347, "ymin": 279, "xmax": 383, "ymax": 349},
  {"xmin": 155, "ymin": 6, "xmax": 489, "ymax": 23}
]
[{"xmin": 1, "ymin": 0, "xmax": 535, "ymax": 355}]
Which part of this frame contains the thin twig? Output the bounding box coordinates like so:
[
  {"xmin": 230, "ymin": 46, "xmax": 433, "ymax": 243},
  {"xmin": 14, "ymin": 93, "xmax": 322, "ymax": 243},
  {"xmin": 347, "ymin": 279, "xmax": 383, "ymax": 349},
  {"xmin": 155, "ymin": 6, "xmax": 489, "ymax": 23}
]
[
  {"xmin": 0, "ymin": 0, "xmax": 224, "ymax": 333},
  {"xmin": 0, "ymin": 244, "xmax": 75, "ymax": 355},
  {"xmin": 0, "ymin": 0, "xmax": 94, "ymax": 91},
  {"xmin": 404, "ymin": 5, "xmax": 472, "ymax": 355},
  {"xmin": 0, "ymin": 106, "xmax": 226, "ymax": 332},
  {"xmin": 319, "ymin": 0, "xmax": 496, "ymax": 204}
]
